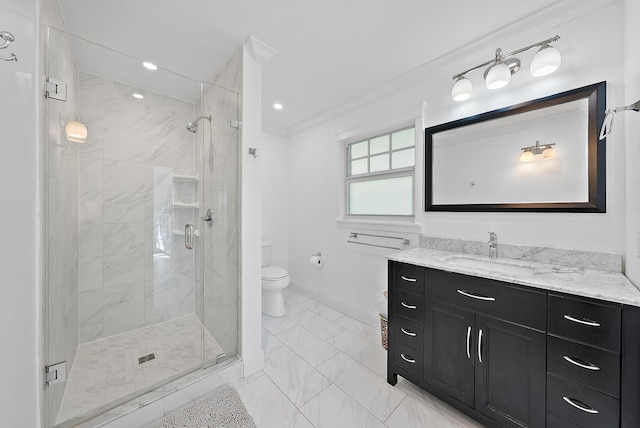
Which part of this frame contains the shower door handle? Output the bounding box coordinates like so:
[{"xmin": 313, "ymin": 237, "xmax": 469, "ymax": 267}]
[{"xmin": 185, "ymin": 224, "xmax": 194, "ymax": 250}]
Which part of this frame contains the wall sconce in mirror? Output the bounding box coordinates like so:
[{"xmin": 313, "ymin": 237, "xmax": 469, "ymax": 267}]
[
  {"xmin": 65, "ymin": 120, "xmax": 87, "ymax": 143},
  {"xmin": 520, "ymin": 141, "xmax": 556, "ymax": 163},
  {"xmin": 599, "ymin": 99, "xmax": 640, "ymax": 140},
  {"xmin": 451, "ymin": 35, "xmax": 561, "ymax": 101}
]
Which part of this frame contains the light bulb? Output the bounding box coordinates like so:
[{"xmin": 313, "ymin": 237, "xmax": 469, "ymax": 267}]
[
  {"xmin": 520, "ymin": 150, "xmax": 534, "ymax": 163},
  {"xmin": 485, "ymin": 62, "xmax": 511, "ymax": 90},
  {"xmin": 530, "ymin": 44, "xmax": 561, "ymax": 77},
  {"xmin": 65, "ymin": 121, "xmax": 87, "ymax": 143},
  {"xmin": 542, "ymin": 146, "xmax": 556, "ymax": 159},
  {"xmin": 451, "ymin": 77, "xmax": 472, "ymax": 101}
]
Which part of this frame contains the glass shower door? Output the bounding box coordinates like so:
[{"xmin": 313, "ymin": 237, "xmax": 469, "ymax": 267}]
[{"xmin": 45, "ymin": 27, "xmax": 207, "ymax": 427}]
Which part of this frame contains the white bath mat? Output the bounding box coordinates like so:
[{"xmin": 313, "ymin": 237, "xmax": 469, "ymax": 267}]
[{"xmin": 146, "ymin": 385, "xmax": 256, "ymax": 428}]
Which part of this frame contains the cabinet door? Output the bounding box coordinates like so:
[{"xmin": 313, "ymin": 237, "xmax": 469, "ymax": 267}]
[
  {"xmin": 475, "ymin": 315, "xmax": 546, "ymax": 428},
  {"xmin": 425, "ymin": 299, "xmax": 475, "ymax": 407}
]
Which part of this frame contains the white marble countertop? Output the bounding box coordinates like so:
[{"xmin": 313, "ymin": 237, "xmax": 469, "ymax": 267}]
[{"xmin": 388, "ymin": 248, "xmax": 640, "ymax": 307}]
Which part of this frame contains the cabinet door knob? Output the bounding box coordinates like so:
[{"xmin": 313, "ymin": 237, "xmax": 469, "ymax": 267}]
[
  {"xmin": 563, "ymin": 314, "xmax": 601, "ymax": 327},
  {"xmin": 466, "ymin": 326, "xmax": 472, "ymax": 359},
  {"xmin": 401, "ymin": 328, "xmax": 417, "ymax": 337},
  {"xmin": 457, "ymin": 289, "xmax": 496, "ymax": 302},
  {"xmin": 478, "ymin": 329, "xmax": 483, "ymax": 363},
  {"xmin": 400, "ymin": 353, "xmax": 416, "ymax": 364},
  {"xmin": 401, "ymin": 301, "xmax": 417, "ymax": 309},
  {"xmin": 563, "ymin": 355, "xmax": 600, "ymax": 371},
  {"xmin": 401, "ymin": 276, "xmax": 417, "ymax": 282},
  {"xmin": 562, "ymin": 396, "xmax": 599, "ymax": 414}
]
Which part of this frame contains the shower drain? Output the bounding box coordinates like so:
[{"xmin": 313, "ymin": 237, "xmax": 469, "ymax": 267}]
[{"xmin": 138, "ymin": 353, "xmax": 156, "ymax": 364}]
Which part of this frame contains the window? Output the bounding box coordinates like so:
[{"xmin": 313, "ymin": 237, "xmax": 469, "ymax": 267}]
[{"xmin": 346, "ymin": 126, "xmax": 415, "ymax": 216}]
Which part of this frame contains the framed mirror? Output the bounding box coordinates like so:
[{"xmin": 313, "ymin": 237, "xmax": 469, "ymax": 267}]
[{"xmin": 425, "ymin": 81, "xmax": 606, "ymax": 212}]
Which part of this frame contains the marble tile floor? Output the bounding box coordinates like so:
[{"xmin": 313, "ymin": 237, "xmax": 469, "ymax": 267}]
[
  {"xmin": 233, "ymin": 288, "xmax": 485, "ymax": 428},
  {"xmin": 57, "ymin": 314, "xmax": 224, "ymax": 425}
]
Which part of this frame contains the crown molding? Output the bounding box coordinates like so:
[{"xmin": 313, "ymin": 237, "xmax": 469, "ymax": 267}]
[{"xmin": 244, "ymin": 35, "xmax": 278, "ymax": 66}]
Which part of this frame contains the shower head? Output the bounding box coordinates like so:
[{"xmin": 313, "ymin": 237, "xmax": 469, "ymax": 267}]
[{"xmin": 186, "ymin": 115, "xmax": 212, "ymax": 133}]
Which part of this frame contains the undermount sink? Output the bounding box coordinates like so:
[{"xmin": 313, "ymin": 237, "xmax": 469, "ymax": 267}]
[{"xmin": 447, "ymin": 257, "xmax": 535, "ymax": 277}]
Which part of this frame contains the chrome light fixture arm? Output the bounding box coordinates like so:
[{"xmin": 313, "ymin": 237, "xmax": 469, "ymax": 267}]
[
  {"xmin": 452, "ymin": 35, "xmax": 560, "ymax": 80},
  {"xmin": 599, "ymin": 99, "xmax": 640, "ymax": 140}
]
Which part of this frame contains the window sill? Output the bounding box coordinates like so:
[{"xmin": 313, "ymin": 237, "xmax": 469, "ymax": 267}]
[{"xmin": 335, "ymin": 218, "xmax": 422, "ymax": 234}]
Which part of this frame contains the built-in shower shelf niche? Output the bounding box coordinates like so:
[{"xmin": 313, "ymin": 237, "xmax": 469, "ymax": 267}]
[
  {"xmin": 172, "ymin": 229, "xmax": 201, "ymax": 237},
  {"xmin": 172, "ymin": 202, "xmax": 200, "ymax": 209},
  {"xmin": 172, "ymin": 175, "xmax": 200, "ymax": 183}
]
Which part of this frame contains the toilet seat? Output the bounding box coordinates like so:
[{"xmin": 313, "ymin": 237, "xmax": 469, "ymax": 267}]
[{"xmin": 262, "ymin": 266, "xmax": 288, "ymax": 280}]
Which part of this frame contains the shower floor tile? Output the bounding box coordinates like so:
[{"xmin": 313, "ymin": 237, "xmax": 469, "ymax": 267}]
[{"xmin": 56, "ymin": 314, "xmax": 223, "ymax": 425}]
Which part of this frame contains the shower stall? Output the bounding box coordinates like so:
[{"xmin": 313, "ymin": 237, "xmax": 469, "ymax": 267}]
[{"xmin": 44, "ymin": 28, "xmax": 241, "ymax": 427}]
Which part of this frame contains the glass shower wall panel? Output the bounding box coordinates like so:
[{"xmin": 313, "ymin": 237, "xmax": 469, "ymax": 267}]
[
  {"xmin": 200, "ymin": 70, "xmax": 241, "ymax": 367},
  {"xmin": 45, "ymin": 27, "xmax": 80, "ymax": 428}
]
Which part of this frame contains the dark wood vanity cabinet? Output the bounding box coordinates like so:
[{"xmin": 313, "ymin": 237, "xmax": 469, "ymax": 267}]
[{"xmin": 387, "ymin": 260, "xmax": 640, "ymax": 428}]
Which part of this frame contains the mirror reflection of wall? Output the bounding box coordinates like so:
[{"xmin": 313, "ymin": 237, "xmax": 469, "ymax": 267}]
[{"xmin": 432, "ymin": 99, "xmax": 589, "ymax": 205}]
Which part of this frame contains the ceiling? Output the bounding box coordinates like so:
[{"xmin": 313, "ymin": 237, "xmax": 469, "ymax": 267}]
[{"xmin": 58, "ymin": 0, "xmax": 589, "ymax": 133}]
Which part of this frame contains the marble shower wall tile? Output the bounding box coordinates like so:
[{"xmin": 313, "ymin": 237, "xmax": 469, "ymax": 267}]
[
  {"xmin": 77, "ymin": 72, "xmax": 199, "ymax": 342},
  {"xmin": 420, "ymin": 235, "xmax": 622, "ymax": 273}
]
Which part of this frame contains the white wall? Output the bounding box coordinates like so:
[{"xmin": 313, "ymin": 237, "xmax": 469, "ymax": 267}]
[
  {"xmin": 261, "ymin": 131, "xmax": 289, "ymax": 268},
  {"xmin": 286, "ymin": 2, "xmax": 628, "ymax": 327},
  {"xmin": 0, "ymin": 0, "xmax": 41, "ymax": 426},
  {"xmin": 624, "ymin": 0, "xmax": 640, "ymax": 285}
]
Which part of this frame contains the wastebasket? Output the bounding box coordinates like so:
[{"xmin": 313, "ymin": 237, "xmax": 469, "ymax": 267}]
[{"xmin": 379, "ymin": 314, "xmax": 388, "ymax": 350}]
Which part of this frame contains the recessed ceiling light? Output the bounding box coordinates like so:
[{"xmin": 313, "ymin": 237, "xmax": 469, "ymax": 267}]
[
  {"xmin": 133, "ymin": 93, "xmax": 144, "ymax": 99},
  {"xmin": 142, "ymin": 61, "xmax": 157, "ymax": 71},
  {"xmin": 273, "ymin": 103, "xmax": 283, "ymax": 110}
]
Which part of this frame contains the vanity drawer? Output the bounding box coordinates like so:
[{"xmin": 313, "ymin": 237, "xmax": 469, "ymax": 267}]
[
  {"xmin": 427, "ymin": 268, "xmax": 546, "ymax": 330},
  {"xmin": 393, "ymin": 316, "xmax": 424, "ymax": 352},
  {"xmin": 548, "ymin": 294, "xmax": 621, "ymax": 352},
  {"xmin": 392, "ymin": 262, "xmax": 425, "ymax": 296},
  {"xmin": 547, "ymin": 335, "xmax": 620, "ymax": 397},
  {"xmin": 546, "ymin": 412, "xmax": 582, "ymax": 428},
  {"xmin": 547, "ymin": 374, "xmax": 619, "ymax": 428},
  {"xmin": 393, "ymin": 341, "xmax": 423, "ymax": 379},
  {"xmin": 393, "ymin": 289, "xmax": 424, "ymax": 322}
]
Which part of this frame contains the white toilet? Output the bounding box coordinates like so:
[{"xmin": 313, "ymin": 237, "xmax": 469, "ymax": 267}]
[{"xmin": 261, "ymin": 240, "xmax": 290, "ymax": 317}]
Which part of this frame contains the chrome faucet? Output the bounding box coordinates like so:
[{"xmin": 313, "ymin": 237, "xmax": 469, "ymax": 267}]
[{"xmin": 488, "ymin": 232, "xmax": 498, "ymax": 260}]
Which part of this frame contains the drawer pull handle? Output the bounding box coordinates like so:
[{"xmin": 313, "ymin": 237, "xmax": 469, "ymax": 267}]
[
  {"xmin": 401, "ymin": 301, "xmax": 417, "ymax": 309},
  {"xmin": 401, "ymin": 276, "xmax": 417, "ymax": 282},
  {"xmin": 401, "ymin": 328, "xmax": 417, "ymax": 337},
  {"xmin": 457, "ymin": 289, "xmax": 496, "ymax": 302},
  {"xmin": 563, "ymin": 315, "xmax": 601, "ymax": 327},
  {"xmin": 563, "ymin": 355, "xmax": 601, "ymax": 371},
  {"xmin": 562, "ymin": 396, "xmax": 599, "ymax": 414},
  {"xmin": 466, "ymin": 326, "xmax": 472, "ymax": 359},
  {"xmin": 478, "ymin": 329, "xmax": 483, "ymax": 363},
  {"xmin": 400, "ymin": 353, "xmax": 416, "ymax": 364}
]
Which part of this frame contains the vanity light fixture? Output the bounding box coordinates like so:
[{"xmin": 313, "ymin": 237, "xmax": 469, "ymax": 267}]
[
  {"xmin": 65, "ymin": 120, "xmax": 87, "ymax": 143},
  {"xmin": 451, "ymin": 35, "xmax": 561, "ymax": 101},
  {"xmin": 520, "ymin": 140, "xmax": 556, "ymax": 163},
  {"xmin": 273, "ymin": 103, "xmax": 283, "ymax": 110}
]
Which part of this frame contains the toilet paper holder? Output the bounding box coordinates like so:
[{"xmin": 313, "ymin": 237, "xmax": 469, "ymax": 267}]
[{"xmin": 312, "ymin": 251, "xmax": 322, "ymax": 257}]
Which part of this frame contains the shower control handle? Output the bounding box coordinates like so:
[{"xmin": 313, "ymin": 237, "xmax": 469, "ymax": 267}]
[
  {"xmin": 185, "ymin": 224, "xmax": 194, "ymax": 250},
  {"xmin": 202, "ymin": 208, "xmax": 214, "ymax": 228}
]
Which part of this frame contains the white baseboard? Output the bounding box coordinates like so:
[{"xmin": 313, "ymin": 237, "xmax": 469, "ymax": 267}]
[
  {"xmin": 242, "ymin": 351, "xmax": 264, "ymax": 377},
  {"xmin": 289, "ymin": 281, "xmax": 380, "ymax": 329}
]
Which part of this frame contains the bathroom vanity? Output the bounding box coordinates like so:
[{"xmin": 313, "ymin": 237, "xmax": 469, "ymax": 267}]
[{"xmin": 387, "ymin": 248, "xmax": 640, "ymax": 428}]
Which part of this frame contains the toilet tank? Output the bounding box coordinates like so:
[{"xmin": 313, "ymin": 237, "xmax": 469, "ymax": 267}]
[{"xmin": 261, "ymin": 240, "xmax": 273, "ymax": 267}]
